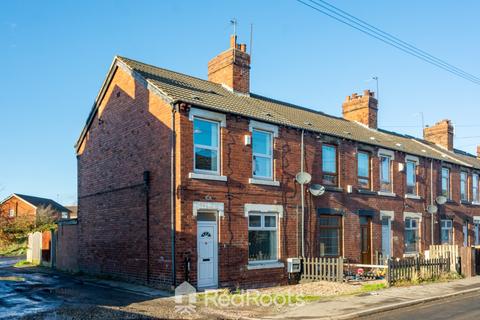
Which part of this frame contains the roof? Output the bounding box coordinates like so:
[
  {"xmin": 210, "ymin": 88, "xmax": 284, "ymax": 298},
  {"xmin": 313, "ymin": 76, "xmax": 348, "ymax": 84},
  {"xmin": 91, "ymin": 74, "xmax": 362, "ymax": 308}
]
[
  {"xmin": 12, "ymin": 194, "xmax": 71, "ymax": 213},
  {"xmin": 78, "ymin": 55, "xmax": 480, "ymax": 170}
]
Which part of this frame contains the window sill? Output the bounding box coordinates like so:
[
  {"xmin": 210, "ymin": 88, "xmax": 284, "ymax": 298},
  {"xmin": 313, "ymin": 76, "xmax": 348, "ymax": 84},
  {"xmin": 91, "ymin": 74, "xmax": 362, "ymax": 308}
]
[
  {"xmin": 325, "ymin": 186, "xmax": 343, "ymax": 193},
  {"xmin": 461, "ymin": 200, "xmax": 471, "ymax": 205},
  {"xmin": 405, "ymin": 194, "xmax": 422, "ymax": 200},
  {"xmin": 471, "ymin": 202, "xmax": 480, "ymax": 206},
  {"xmin": 247, "ymin": 262, "xmax": 284, "ymax": 270},
  {"xmin": 357, "ymin": 189, "xmax": 376, "ymax": 195},
  {"xmin": 377, "ymin": 191, "xmax": 396, "ymax": 197},
  {"xmin": 248, "ymin": 178, "xmax": 280, "ymax": 187},
  {"xmin": 189, "ymin": 172, "xmax": 227, "ymax": 182},
  {"xmin": 403, "ymin": 252, "xmax": 419, "ymax": 258}
]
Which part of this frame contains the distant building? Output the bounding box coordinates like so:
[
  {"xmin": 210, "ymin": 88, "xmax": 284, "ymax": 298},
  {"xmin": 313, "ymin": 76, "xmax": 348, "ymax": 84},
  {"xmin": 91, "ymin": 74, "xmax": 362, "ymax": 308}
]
[{"xmin": 0, "ymin": 193, "xmax": 71, "ymax": 221}]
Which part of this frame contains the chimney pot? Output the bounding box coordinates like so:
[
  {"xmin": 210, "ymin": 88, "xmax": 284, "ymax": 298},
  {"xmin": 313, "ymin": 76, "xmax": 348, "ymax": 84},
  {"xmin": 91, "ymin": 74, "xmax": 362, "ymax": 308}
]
[
  {"xmin": 208, "ymin": 36, "xmax": 251, "ymax": 94},
  {"xmin": 423, "ymin": 119, "xmax": 454, "ymax": 151},
  {"xmin": 342, "ymin": 89, "xmax": 378, "ymax": 129}
]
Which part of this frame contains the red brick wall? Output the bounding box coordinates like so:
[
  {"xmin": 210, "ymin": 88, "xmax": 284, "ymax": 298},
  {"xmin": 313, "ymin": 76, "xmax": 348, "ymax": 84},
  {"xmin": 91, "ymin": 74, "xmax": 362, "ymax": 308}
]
[
  {"xmin": 76, "ymin": 65, "xmax": 480, "ymax": 290},
  {"xmin": 56, "ymin": 222, "xmax": 79, "ymax": 272},
  {"xmin": 0, "ymin": 196, "xmax": 36, "ymax": 221},
  {"xmin": 77, "ymin": 66, "xmax": 173, "ymax": 288}
]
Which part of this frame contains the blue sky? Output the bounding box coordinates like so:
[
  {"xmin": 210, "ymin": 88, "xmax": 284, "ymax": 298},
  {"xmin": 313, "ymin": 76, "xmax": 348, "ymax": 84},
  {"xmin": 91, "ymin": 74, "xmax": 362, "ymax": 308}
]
[{"xmin": 1, "ymin": 0, "xmax": 479, "ymax": 204}]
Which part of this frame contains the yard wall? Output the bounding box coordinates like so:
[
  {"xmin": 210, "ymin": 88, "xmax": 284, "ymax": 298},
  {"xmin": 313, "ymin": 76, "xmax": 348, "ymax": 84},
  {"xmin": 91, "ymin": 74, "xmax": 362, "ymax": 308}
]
[{"xmin": 55, "ymin": 220, "xmax": 79, "ymax": 272}]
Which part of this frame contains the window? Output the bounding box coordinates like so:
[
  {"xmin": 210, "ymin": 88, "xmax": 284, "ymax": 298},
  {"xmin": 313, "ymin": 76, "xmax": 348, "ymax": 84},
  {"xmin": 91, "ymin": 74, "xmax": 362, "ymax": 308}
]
[
  {"xmin": 357, "ymin": 152, "xmax": 371, "ymax": 189},
  {"xmin": 318, "ymin": 215, "xmax": 342, "ymax": 256},
  {"xmin": 473, "ymin": 174, "xmax": 479, "ymax": 203},
  {"xmin": 252, "ymin": 129, "xmax": 273, "ymax": 179},
  {"xmin": 463, "ymin": 221, "xmax": 469, "ymax": 247},
  {"xmin": 193, "ymin": 118, "xmax": 220, "ymax": 174},
  {"xmin": 461, "ymin": 172, "xmax": 468, "ymax": 201},
  {"xmin": 248, "ymin": 213, "xmax": 277, "ymax": 262},
  {"xmin": 8, "ymin": 209, "xmax": 15, "ymax": 218},
  {"xmin": 441, "ymin": 219, "xmax": 453, "ymax": 245},
  {"xmin": 475, "ymin": 222, "xmax": 480, "ymax": 246},
  {"xmin": 61, "ymin": 212, "xmax": 68, "ymax": 219},
  {"xmin": 441, "ymin": 168, "xmax": 450, "ymax": 199},
  {"xmin": 405, "ymin": 218, "xmax": 419, "ymax": 253},
  {"xmin": 380, "ymin": 155, "xmax": 392, "ymax": 192},
  {"xmin": 322, "ymin": 145, "xmax": 337, "ymax": 185},
  {"xmin": 406, "ymin": 160, "xmax": 417, "ymax": 195}
]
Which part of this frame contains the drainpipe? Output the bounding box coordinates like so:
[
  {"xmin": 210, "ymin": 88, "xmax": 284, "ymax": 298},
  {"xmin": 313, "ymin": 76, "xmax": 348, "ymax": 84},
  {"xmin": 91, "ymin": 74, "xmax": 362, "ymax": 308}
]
[
  {"xmin": 431, "ymin": 159, "xmax": 434, "ymax": 246},
  {"xmin": 143, "ymin": 170, "xmax": 151, "ymax": 284},
  {"xmin": 301, "ymin": 129, "xmax": 305, "ymax": 257},
  {"xmin": 171, "ymin": 105, "xmax": 177, "ymax": 288}
]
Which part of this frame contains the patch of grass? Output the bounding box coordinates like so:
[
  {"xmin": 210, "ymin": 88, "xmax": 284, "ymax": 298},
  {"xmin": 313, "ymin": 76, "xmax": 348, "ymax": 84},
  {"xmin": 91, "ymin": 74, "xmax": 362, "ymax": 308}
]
[
  {"xmin": 14, "ymin": 260, "xmax": 38, "ymax": 268},
  {"xmin": 359, "ymin": 282, "xmax": 387, "ymax": 293},
  {"xmin": 0, "ymin": 276, "xmax": 26, "ymax": 281},
  {"xmin": 0, "ymin": 242, "xmax": 27, "ymax": 257},
  {"xmin": 391, "ymin": 272, "xmax": 463, "ymax": 287}
]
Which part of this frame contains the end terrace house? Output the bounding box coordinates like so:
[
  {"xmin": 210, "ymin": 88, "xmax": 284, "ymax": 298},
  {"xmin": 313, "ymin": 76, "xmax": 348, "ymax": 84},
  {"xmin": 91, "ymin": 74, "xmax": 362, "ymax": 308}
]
[{"xmin": 75, "ymin": 35, "xmax": 480, "ymax": 290}]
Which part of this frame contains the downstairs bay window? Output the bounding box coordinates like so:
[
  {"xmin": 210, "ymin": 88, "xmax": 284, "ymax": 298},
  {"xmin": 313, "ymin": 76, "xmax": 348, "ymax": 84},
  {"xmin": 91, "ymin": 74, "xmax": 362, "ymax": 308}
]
[
  {"xmin": 248, "ymin": 213, "xmax": 278, "ymax": 262},
  {"xmin": 441, "ymin": 219, "xmax": 453, "ymax": 245},
  {"xmin": 318, "ymin": 215, "xmax": 342, "ymax": 257},
  {"xmin": 405, "ymin": 217, "xmax": 419, "ymax": 253}
]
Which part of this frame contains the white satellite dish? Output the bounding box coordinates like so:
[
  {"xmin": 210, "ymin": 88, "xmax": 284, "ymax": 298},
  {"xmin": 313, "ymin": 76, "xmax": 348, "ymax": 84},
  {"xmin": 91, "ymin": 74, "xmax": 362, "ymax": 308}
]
[
  {"xmin": 436, "ymin": 195, "xmax": 447, "ymax": 205},
  {"xmin": 295, "ymin": 172, "xmax": 312, "ymax": 185},
  {"xmin": 309, "ymin": 184, "xmax": 326, "ymax": 197},
  {"xmin": 427, "ymin": 204, "xmax": 438, "ymax": 214}
]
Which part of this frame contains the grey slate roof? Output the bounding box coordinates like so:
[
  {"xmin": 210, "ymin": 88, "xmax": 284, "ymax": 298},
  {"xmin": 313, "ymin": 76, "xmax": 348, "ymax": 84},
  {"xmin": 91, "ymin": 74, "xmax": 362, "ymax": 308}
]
[
  {"xmin": 113, "ymin": 56, "xmax": 480, "ymax": 169},
  {"xmin": 14, "ymin": 194, "xmax": 71, "ymax": 213}
]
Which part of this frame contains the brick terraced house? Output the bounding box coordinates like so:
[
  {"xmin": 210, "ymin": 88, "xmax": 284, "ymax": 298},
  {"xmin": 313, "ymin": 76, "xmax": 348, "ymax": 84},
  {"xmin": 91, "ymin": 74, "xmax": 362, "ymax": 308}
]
[
  {"xmin": 0, "ymin": 193, "xmax": 71, "ymax": 221},
  {"xmin": 75, "ymin": 36, "xmax": 480, "ymax": 290}
]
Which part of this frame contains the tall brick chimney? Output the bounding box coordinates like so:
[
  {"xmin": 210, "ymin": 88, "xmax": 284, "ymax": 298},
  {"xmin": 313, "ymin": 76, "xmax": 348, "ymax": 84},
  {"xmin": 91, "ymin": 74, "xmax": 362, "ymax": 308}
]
[
  {"xmin": 208, "ymin": 35, "xmax": 250, "ymax": 94},
  {"xmin": 342, "ymin": 90, "xmax": 378, "ymax": 129},
  {"xmin": 423, "ymin": 119, "xmax": 454, "ymax": 151}
]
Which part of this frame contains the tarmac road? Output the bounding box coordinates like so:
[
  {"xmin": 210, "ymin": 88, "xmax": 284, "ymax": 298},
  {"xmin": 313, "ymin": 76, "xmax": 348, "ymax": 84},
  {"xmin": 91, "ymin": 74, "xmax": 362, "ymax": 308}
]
[{"xmin": 363, "ymin": 290, "xmax": 480, "ymax": 320}]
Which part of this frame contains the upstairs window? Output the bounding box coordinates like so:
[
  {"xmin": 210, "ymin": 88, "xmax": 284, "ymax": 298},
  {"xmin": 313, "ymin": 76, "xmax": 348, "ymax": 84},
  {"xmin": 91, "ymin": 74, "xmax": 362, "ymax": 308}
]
[
  {"xmin": 473, "ymin": 174, "xmax": 479, "ymax": 203},
  {"xmin": 380, "ymin": 155, "xmax": 392, "ymax": 192},
  {"xmin": 460, "ymin": 171, "xmax": 468, "ymax": 201},
  {"xmin": 252, "ymin": 129, "xmax": 273, "ymax": 179},
  {"xmin": 406, "ymin": 160, "xmax": 417, "ymax": 195},
  {"xmin": 441, "ymin": 168, "xmax": 450, "ymax": 199},
  {"xmin": 322, "ymin": 145, "xmax": 337, "ymax": 186},
  {"xmin": 357, "ymin": 151, "xmax": 371, "ymax": 189},
  {"xmin": 8, "ymin": 209, "xmax": 15, "ymax": 218},
  {"xmin": 193, "ymin": 118, "xmax": 220, "ymax": 174},
  {"xmin": 441, "ymin": 219, "xmax": 453, "ymax": 245}
]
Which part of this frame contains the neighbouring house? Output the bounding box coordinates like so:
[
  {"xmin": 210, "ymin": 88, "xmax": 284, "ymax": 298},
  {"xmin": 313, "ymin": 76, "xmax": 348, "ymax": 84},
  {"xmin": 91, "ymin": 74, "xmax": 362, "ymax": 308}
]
[
  {"xmin": 74, "ymin": 35, "xmax": 480, "ymax": 290},
  {"xmin": 65, "ymin": 206, "xmax": 78, "ymax": 219},
  {"xmin": 0, "ymin": 193, "xmax": 71, "ymax": 221}
]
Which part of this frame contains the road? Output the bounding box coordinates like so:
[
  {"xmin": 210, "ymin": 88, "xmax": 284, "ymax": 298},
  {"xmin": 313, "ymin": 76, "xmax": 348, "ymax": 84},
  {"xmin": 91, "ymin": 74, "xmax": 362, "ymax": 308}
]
[
  {"xmin": 363, "ymin": 291, "xmax": 480, "ymax": 320},
  {"xmin": 0, "ymin": 256, "xmax": 170, "ymax": 319}
]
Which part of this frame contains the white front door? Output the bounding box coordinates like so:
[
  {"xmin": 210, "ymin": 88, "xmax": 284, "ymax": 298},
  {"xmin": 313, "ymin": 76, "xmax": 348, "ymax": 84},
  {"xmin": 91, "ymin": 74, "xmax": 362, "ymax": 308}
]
[
  {"xmin": 197, "ymin": 221, "xmax": 218, "ymax": 289},
  {"xmin": 381, "ymin": 216, "xmax": 391, "ymax": 259}
]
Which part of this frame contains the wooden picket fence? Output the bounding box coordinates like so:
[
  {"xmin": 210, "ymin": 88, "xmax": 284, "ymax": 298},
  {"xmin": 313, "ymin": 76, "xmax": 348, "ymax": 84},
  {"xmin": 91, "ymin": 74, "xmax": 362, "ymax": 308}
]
[
  {"xmin": 301, "ymin": 257, "xmax": 344, "ymax": 282},
  {"xmin": 429, "ymin": 244, "xmax": 458, "ymax": 272},
  {"xmin": 387, "ymin": 257, "xmax": 450, "ymax": 286}
]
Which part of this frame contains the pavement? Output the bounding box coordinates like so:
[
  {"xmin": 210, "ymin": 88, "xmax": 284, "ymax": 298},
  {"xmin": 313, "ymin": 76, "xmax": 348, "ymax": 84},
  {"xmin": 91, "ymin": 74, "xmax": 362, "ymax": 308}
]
[{"xmin": 269, "ymin": 276, "xmax": 480, "ymax": 319}]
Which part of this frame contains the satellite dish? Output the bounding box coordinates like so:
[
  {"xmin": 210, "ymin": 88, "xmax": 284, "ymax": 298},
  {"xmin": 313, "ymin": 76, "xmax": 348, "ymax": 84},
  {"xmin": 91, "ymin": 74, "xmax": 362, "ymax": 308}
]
[
  {"xmin": 295, "ymin": 172, "xmax": 312, "ymax": 185},
  {"xmin": 436, "ymin": 195, "xmax": 447, "ymax": 205},
  {"xmin": 427, "ymin": 204, "xmax": 438, "ymax": 214},
  {"xmin": 309, "ymin": 184, "xmax": 326, "ymax": 197}
]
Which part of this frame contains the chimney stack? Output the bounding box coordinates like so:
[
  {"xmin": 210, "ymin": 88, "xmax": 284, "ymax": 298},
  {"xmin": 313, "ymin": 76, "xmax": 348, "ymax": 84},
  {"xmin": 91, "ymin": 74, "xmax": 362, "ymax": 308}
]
[
  {"xmin": 208, "ymin": 35, "xmax": 250, "ymax": 94},
  {"xmin": 342, "ymin": 89, "xmax": 378, "ymax": 129},
  {"xmin": 423, "ymin": 119, "xmax": 454, "ymax": 151}
]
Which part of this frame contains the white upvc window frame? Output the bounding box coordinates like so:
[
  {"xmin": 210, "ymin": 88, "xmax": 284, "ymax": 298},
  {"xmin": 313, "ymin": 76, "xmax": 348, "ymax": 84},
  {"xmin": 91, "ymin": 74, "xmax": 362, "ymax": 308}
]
[
  {"xmin": 405, "ymin": 155, "xmax": 419, "ymax": 196},
  {"xmin": 460, "ymin": 171, "xmax": 468, "ymax": 201},
  {"xmin": 8, "ymin": 209, "xmax": 15, "ymax": 218},
  {"xmin": 474, "ymin": 219, "xmax": 480, "ymax": 246},
  {"xmin": 473, "ymin": 174, "xmax": 479, "ymax": 203},
  {"xmin": 404, "ymin": 212, "xmax": 421, "ymax": 254},
  {"xmin": 193, "ymin": 117, "xmax": 221, "ymax": 175},
  {"xmin": 441, "ymin": 219, "xmax": 453, "ymax": 245},
  {"xmin": 248, "ymin": 212, "xmax": 279, "ymax": 264},
  {"xmin": 441, "ymin": 167, "xmax": 451, "ymax": 199},
  {"xmin": 252, "ymin": 128, "xmax": 274, "ymax": 180}
]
